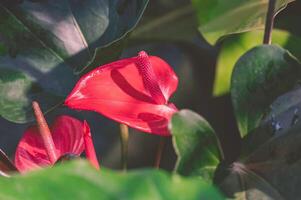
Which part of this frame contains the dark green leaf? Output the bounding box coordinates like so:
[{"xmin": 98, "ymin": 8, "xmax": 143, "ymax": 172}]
[
  {"xmin": 131, "ymin": 4, "xmax": 197, "ymax": 43},
  {"xmin": 0, "ymin": 149, "xmax": 17, "ymax": 176},
  {"xmin": 231, "ymin": 45, "xmax": 301, "ymax": 137},
  {"xmin": 192, "ymin": 0, "xmax": 294, "ymax": 45},
  {"xmin": 0, "ymin": 0, "xmax": 148, "ymax": 123},
  {"xmin": 219, "ymin": 118, "xmax": 301, "ymax": 199},
  {"xmin": 0, "ymin": 160, "xmax": 224, "ymax": 200},
  {"xmin": 213, "ymin": 30, "xmax": 301, "ymax": 97},
  {"xmin": 170, "ymin": 109, "xmax": 224, "ymax": 181}
]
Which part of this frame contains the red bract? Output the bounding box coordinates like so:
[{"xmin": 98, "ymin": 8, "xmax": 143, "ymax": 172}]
[
  {"xmin": 15, "ymin": 102, "xmax": 100, "ymax": 173},
  {"xmin": 65, "ymin": 51, "xmax": 178, "ymax": 136},
  {"xmin": 15, "ymin": 115, "xmax": 84, "ymax": 173}
]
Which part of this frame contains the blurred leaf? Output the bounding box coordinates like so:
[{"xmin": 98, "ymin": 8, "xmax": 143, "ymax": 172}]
[
  {"xmin": 131, "ymin": 4, "xmax": 197, "ymax": 43},
  {"xmin": 0, "ymin": 149, "xmax": 17, "ymax": 176},
  {"xmin": 231, "ymin": 45, "xmax": 301, "ymax": 138},
  {"xmin": 170, "ymin": 109, "xmax": 224, "ymax": 181},
  {"xmin": 192, "ymin": 0, "xmax": 294, "ymax": 45},
  {"xmin": 0, "ymin": 0, "xmax": 148, "ymax": 123},
  {"xmin": 0, "ymin": 160, "xmax": 224, "ymax": 200},
  {"xmin": 213, "ymin": 30, "xmax": 301, "ymax": 96}
]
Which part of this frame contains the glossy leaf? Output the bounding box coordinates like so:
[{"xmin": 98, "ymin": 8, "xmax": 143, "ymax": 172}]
[
  {"xmin": 15, "ymin": 115, "xmax": 85, "ymax": 173},
  {"xmin": 213, "ymin": 30, "xmax": 301, "ymax": 96},
  {"xmin": 0, "ymin": 160, "xmax": 224, "ymax": 200},
  {"xmin": 170, "ymin": 109, "xmax": 224, "ymax": 181},
  {"xmin": 231, "ymin": 45, "xmax": 301, "ymax": 137},
  {"xmin": 192, "ymin": 0, "xmax": 294, "ymax": 45},
  {"xmin": 0, "ymin": 0, "xmax": 148, "ymax": 123},
  {"xmin": 219, "ymin": 117, "xmax": 301, "ymax": 199},
  {"xmin": 65, "ymin": 53, "xmax": 178, "ymax": 136}
]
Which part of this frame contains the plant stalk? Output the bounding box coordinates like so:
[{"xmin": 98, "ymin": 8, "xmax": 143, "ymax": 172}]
[
  {"xmin": 32, "ymin": 101, "xmax": 58, "ymax": 164},
  {"xmin": 119, "ymin": 124, "xmax": 129, "ymax": 171},
  {"xmin": 263, "ymin": 0, "xmax": 276, "ymax": 44},
  {"xmin": 154, "ymin": 137, "xmax": 167, "ymax": 169}
]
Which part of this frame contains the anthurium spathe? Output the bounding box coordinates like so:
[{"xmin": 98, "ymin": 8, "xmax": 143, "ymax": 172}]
[
  {"xmin": 65, "ymin": 51, "xmax": 178, "ymax": 136},
  {"xmin": 15, "ymin": 102, "xmax": 100, "ymax": 173}
]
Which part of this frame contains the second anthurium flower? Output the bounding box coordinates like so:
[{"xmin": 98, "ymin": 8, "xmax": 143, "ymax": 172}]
[
  {"xmin": 65, "ymin": 51, "xmax": 178, "ymax": 136},
  {"xmin": 15, "ymin": 102, "xmax": 100, "ymax": 173}
]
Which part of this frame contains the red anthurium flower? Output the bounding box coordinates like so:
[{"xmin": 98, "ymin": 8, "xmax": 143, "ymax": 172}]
[
  {"xmin": 65, "ymin": 51, "xmax": 178, "ymax": 136},
  {"xmin": 15, "ymin": 102, "xmax": 100, "ymax": 173}
]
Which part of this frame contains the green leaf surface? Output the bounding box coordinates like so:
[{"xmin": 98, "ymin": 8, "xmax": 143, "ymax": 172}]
[
  {"xmin": 213, "ymin": 30, "xmax": 301, "ymax": 96},
  {"xmin": 0, "ymin": 160, "xmax": 224, "ymax": 200},
  {"xmin": 131, "ymin": 4, "xmax": 197, "ymax": 43},
  {"xmin": 219, "ymin": 49, "xmax": 301, "ymax": 199},
  {"xmin": 170, "ymin": 109, "xmax": 224, "ymax": 181},
  {"xmin": 0, "ymin": 0, "xmax": 148, "ymax": 123},
  {"xmin": 219, "ymin": 117, "xmax": 301, "ymax": 199},
  {"xmin": 231, "ymin": 45, "xmax": 301, "ymax": 137},
  {"xmin": 192, "ymin": 0, "xmax": 294, "ymax": 45}
]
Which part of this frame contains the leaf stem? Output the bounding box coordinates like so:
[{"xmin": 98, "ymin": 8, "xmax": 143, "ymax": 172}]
[
  {"xmin": 154, "ymin": 137, "xmax": 167, "ymax": 169},
  {"xmin": 263, "ymin": 0, "xmax": 276, "ymax": 44},
  {"xmin": 120, "ymin": 124, "xmax": 129, "ymax": 171}
]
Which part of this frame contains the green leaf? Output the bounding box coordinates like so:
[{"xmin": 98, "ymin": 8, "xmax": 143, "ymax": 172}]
[
  {"xmin": 170, "ymin": 109, "xmax": 224, "ymax": 181},
  {"xmin": 192, "ymin": 0, "xmax": 294, "ymax": 45},
  {"xmin": 0, "ymin": 0, "xmax": 148, "ymax": 123},
  {"xmin": 131, "ymin": 4, "xmax": 197, "ymax": 43},
  {"xmin": 219, "ymin": 116, "xmax": 301, "ymax": 199},
  {"xmin": 231, "ymin": 45, "xmax": 301, "ymax": 137},
  {"xmin": 213, "ymin": 30, "xmax": 301, "ymax": 97},
  {"xmin": 219, "ymin": 55, "xmax": 301, "ymax": 199},
  {"xmin": 0, "ymin": 160, "xmax": 224, "ymax": 200}
]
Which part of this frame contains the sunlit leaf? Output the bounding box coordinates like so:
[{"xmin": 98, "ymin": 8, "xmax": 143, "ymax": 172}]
[
  {"xmin": 213, "ymin": 30, "xmax": 301, "ymax": 96},
  {"xmin": 192, "ymin": 0, "xmax": 294, "ymax": 45}
]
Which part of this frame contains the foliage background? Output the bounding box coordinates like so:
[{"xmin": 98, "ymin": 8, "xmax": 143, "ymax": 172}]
[{"xmin": 0, "ymin": 0, "xmax": 300, "ymax": 172}]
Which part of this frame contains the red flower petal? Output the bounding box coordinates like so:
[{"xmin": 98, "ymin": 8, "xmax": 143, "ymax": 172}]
[
  {"xmin": 15, "ymin": 115, "xmax": 85, "ymax": 173},
  {"xmin": 65, "ymin": 54, "xmax": 178, "ymax": 136},
  {"xmin": 83, "ymin": 121, "xmax": 100, "ymax": 169}
]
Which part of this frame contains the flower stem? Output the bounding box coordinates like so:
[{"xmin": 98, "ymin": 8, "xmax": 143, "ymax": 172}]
[
  {"xmin": 154, "ymin": 137, "xmax": 167, "ymax": 169},
  {"xmin": 32, "ymin": 101, "xmax": 58, "ymax": 164},
  {"xmin": 120, "ymin": 124, "xmax": 129, "ymax": 171},
  {"xmin": 263, "ymin": 0, "xmax": 276, "ymax": 44}
]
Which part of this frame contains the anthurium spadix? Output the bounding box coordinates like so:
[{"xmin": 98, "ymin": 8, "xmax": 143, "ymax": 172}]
[
  {"xmin": 15, "ymin": 102, "xmax": 100, "ymax": 173},
  {"xmin": 65, "ymin": 51, "xmax": 178, "ymax": 136}
]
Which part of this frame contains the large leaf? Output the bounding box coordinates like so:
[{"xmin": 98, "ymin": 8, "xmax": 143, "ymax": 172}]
[
  {"xmin": 213, "ymin": 30, "xmax": 301, "ymax": 96},
  {"xmin": 219, "ymin": 114, "xmax": 301, "ymax": 199},
  {"xmin": 192, "ymin": 0, "xmax": 294, "ymax": 45},
  {"xmin": 0, "ymin": 160, "xmax": 224, "ymax": 200},
  {"xmin": 231, "ymin": 45, "xmax": 301, "ymax": 137},
  {"xmin": 0, "ymin": 0, "xmax": 148, "ymax": 123},
  {"xmin": 131, "ymin": 4, "xmax": 197, "ymax": 43},
  {"xmin": 170, "ymin": 109, "xmax": 224, "ymax": 181}
]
